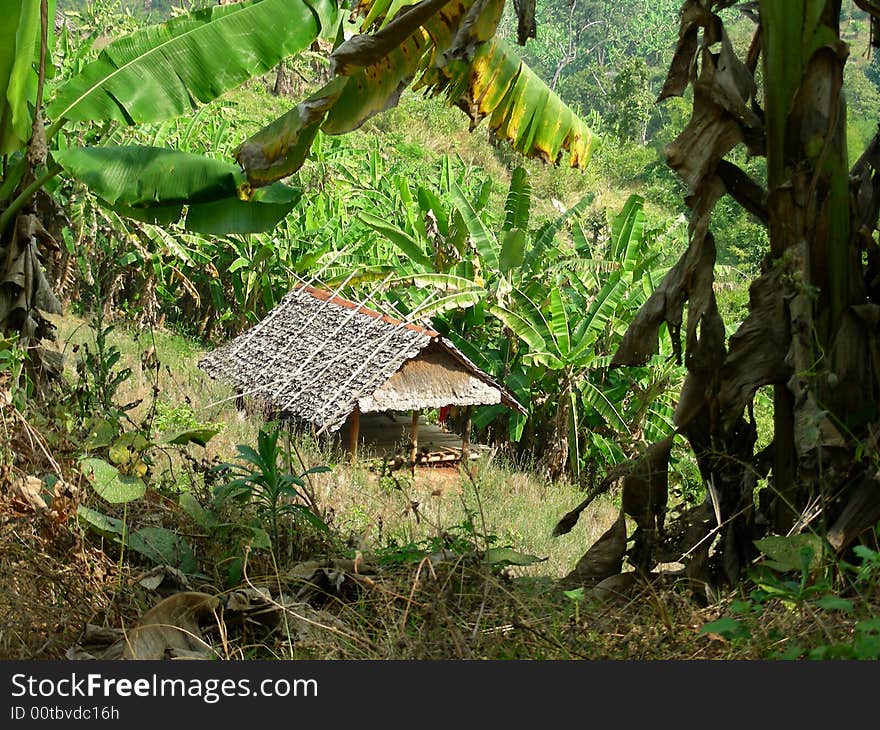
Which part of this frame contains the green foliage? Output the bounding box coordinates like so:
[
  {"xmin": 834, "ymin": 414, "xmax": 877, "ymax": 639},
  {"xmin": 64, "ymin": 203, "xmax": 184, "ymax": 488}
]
[
  {"xmin": 48, "ymin": 0, "xmax": 337, "ymax": 127},
  {"xmin": 698, "ymin": 533, "xmax": 880, "ymax": 660},
  {"xmin": 76, "ymin": 504, "xmax": 197, "ymax": 572},
  {"xmin": 214, "ymin": 424, "xmax": 330, "ymax": 557},
  {"xmin": 0, "ymin": 336, "xmax": 31, "ymax": 412},
  {"xmin": 70, "ymin": 316, "xmax": 136, "ymax": 432}
]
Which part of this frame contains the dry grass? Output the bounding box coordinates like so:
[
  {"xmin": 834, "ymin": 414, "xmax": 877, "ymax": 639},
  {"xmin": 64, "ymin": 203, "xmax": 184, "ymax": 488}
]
[{"xmin": 2, "ymin": 314, "xmax": 877, "ymax": 660}]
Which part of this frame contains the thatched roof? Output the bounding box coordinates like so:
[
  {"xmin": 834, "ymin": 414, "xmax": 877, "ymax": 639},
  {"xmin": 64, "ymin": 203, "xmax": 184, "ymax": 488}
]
[{"xmin": 198, "ymin": 284, "xmax": 527, "ymax": 433}]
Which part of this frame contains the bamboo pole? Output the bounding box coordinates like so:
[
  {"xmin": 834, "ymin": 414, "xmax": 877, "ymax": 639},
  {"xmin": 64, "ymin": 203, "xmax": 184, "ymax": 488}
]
[
  {"xmin": 410, "ymin": 409, "xmax": 421, "ymax": 467},
  {"xmin": 460, "ymin": 405, "xmax": 473, "ymax": 463},
  {"xmin": 349, "ymin": 407, "xmax": 360, "ymax": 462}
]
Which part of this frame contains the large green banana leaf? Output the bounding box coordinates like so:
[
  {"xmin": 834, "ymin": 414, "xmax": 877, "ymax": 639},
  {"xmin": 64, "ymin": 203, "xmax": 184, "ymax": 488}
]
[
  {"xmin": 0, "ymin": 0, "xmax": 40, "ymax": 154},
  {"xmin": 47, "ymin": 0, "xmax": 338, "ymax": 128},
  {"xmin": 610, "ymin": 194, "xmax": 647, "ymax": 269},
  {"xmin": 237, "ymin": 0, "xmax": 592, "ymax": 186},
  {"xmin": 54, "ymin": 146, "xmax": 300, "ymax": 234}
]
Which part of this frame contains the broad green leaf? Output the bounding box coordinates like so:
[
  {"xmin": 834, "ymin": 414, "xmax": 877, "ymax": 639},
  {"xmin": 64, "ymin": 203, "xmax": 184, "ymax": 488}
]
[
  {"xmin": 610, "ymin": 194, "xmax": 646, "ymax": 269},
  {"xmin": 54, "ymin": 146, "xmax": 244, "ymax": 207},
  {"xmin": 489, "ymin": 304, "xmax": 547, "ymax": 352},
  {"xmin": 184, "ymin": 183, "xmax": 302, "ymax": 235},
  {"xmin": 179, "ymin": 492, "xmax": 217, "ymax": 529},
  {"xmin": 127, "ymin": 527, "xmax": 197, "ymax": 573},
  {"xmin": 392, "ymin": 272, "xmax": 483, "ymax": 292},
  {"xmin": 48, "ymin": 0, "xmax": 338, "ymax": 126},
  {"xmin": 548, "ymin": 287, "xmax": 570, "ymax": 356},
  {"xmin": 509, "ymin": 410, "xmax": 527, "ymax": 441},
  {"xmin": 527, "ymin": 194, "xmax": 595, "ymax": 271},
  {"xmin": 163, "ymin": 427, "xmax": 221, "ymax": 448},
  {"xmin": 359, "ymin": 211, "xmax": 432, "ymax": 268},
  {"xmin": 499, "ymin": 229, "xmax": 526, "ymax": 275},
  {"xmin": 483, "ymin": 547, "xmax": 546, "ymax": 567},
  {"xmin": 76, "ymin": 505, "xmax": 124, "ymax": 538},
  {"xmin": 0, "ymin": 0, "xmax": 39, "ymax": 154},
  {"xmin": 473, "ymin": 403, "xmax": 506, "ymax": 430},
  {"xmin": 244, "ymin": 525, "xmax": 271, "ymax": 549},
  {"xmin": 417, "ymin": 185, "xmax": 449, "ymax": 237},
  {"xmin": 699, "ymin": 616, "xmax": 749, "ymax": 639},
  {"xmin": 415, "ymin": 290, "xmax": 484, "ymax": 316},
  {"xmin": 503, "ymin": 166, "xmax": 531, "ymax": 232},
  {"xmin": 509, "ymin": 287, "xmax": 554, "ymax": 348},
  {"xmin": 568, "ymin": 278, "xmax": 629, "ymax": 361},
  {"xmin": 580, "ymin": 380, "xmax": 629, "ymax": 434},
  {"xmin": 567, "ymin": 389, "xmax": 580, "ymax": 479},
  {"xmin": 81, "ymin": 457, "xmax": 146, "ymax": 504},
  {"xmin": 452, "ymin": 182, "xmax": 499, "ymax": 270},
  {"xmin": 84, "ymin": 418, "xmax": 119, "ymax": 450},
  {"xmin": 754, "ymin": 534, "xmax": 827, "ymax": 573},
  {"xmin": 814, "ymin": 596, "xmax": 854, "ymax": 613}
]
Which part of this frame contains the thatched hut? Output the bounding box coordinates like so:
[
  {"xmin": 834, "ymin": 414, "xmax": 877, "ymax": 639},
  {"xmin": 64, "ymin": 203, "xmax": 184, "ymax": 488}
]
[{"xmin": 198, "ymin": 284, "xmax": 526, "ymax": 463}]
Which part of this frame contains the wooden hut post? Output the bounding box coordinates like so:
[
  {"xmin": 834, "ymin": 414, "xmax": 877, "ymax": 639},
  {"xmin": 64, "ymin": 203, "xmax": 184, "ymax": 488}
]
[
  {"xmin": 349, "ymin": 407, "xmax": 360, "ymax": 461},
  {"xmin": 460, "ymin": 405, "xmax": 473, "ymax": 462},
  {"xmin": 410, "ymin": 409, "xmax": 421, "ymax": 466}
]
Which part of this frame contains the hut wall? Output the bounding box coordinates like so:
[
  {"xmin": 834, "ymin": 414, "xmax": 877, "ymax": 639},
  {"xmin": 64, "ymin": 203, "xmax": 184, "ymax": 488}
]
[{"xmin": 357, "ymin": 347, "xmax": 502, "ymax": 414}]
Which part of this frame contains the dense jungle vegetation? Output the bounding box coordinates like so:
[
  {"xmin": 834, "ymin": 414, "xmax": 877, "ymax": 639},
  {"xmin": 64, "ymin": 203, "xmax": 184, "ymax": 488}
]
[{"xmin": 2, "ymin": 0, "xmax": 880, "ymax": 661}]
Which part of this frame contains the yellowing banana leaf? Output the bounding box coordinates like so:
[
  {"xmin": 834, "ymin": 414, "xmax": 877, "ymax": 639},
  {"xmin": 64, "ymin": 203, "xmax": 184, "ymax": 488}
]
[
  {"xmin": 47, "ymin": 0, "xmax": 337, "ymax": 128},
  {"xmin": 330, "ymin": 0, "xmax": 450, "ymax": 74},
  {"xmin": 237, "ymin": 0, "xmax": 589, "ymax": 186},
  {"xmin": 428, "ymin": 37, "xmax": 593, "ymax": 167},
  {"xmin": 236, "ymin": 77, "xmax": 347, "ymax": 185}
]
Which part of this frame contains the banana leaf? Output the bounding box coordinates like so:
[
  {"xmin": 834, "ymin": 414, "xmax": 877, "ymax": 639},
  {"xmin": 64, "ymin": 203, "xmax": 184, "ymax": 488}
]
[
  {"xmin": 48, "ymin": 0, "xmax": 337, "ymax": 127},
  {"xmin": 237, "ymin": 0, "xmax": 591, "ymax": 185},
  {"xmin": 0, "ymin": 0, "xmax": 40, "ymax": 154},
  {"xmin": 55, "ymin": 145, "xmax": 301, "ymax": 234}
]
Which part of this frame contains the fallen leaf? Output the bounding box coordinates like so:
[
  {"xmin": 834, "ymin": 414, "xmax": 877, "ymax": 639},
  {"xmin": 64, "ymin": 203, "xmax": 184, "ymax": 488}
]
[{"xmin": 122, "ymin": 592, "xmax": 219, "ymax": 660}]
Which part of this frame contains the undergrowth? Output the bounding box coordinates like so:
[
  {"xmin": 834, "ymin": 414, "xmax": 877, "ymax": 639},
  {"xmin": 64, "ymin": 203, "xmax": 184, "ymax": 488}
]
[{"xmin": 1, "ymin": 314, "xmax": 878, "ymax": 660}]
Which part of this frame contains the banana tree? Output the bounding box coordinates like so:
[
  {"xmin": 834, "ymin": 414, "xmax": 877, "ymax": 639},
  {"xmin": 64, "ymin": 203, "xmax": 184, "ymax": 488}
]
[
  {"xmin": 1, "ymin": 0, "xmax": 340, "ymax": 365},
  {"xmin": 488, "ymin": 195, "xmax": 678, "ymax": 478},
  {"xmin": 556, "ymin": 0, "xmax": 880, "ymax": 588}
]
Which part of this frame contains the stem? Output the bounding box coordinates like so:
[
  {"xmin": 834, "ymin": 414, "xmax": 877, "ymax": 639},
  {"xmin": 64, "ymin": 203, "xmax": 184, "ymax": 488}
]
[
  {"xmin": 0, "ymin": 163, "xmax": 61, "ymax": 234},
  {"xmin": 118, "ymin": 501, "xmax": 128, "ymax": 591},
  {"xmin": 35, "ymin": 0, "xmax": 48, "ymax": 113}
]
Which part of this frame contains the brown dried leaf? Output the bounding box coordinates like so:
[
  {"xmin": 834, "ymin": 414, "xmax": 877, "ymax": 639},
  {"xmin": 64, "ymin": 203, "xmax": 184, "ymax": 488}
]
[
  {"xmin": 591, "ymin": 572, "xmax": 639, "ymax": 602},
  {"xmin": 559, "ymin": 509, "xmax": 627, "ymax": 588},
  {"xmin": 554, "ymin": 436, "xmax": 674, "ymax": 537},
  {"xmin": 12, "ymin": 475, "xmax": 47, "ymax": 511},
  {"xmin": 658, "ymin": 1, "xmax": 715, "ymax": 102},
  {"xmin": 121, "ymin": 592, "xmax": 220, "ymax": 660},
  {"xmin": 621, "ymin": 436, "xmax": 675, "ymax": 526},
  {"xmin": 827, "ymin": 473, "xmax": 880, "ymax": 551},
  {"xmin": 612, "ymin": 222, "xmax": 721, "ymax": 368},
  {"xmin": 718, "ymin": 267, "xmax": 789, "ymax": 431}
]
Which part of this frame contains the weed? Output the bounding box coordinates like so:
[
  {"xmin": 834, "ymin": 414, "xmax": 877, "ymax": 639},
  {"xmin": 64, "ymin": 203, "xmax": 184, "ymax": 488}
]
[{"xmin": 213, "ymin": 424, "xmax": 332, "ymax": 559}]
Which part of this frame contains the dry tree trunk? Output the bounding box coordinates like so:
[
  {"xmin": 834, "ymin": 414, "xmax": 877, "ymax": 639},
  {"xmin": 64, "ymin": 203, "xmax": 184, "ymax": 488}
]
[{"xmin": 556, "ymin": 0, "xmax": 880, "ymax": 589}]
